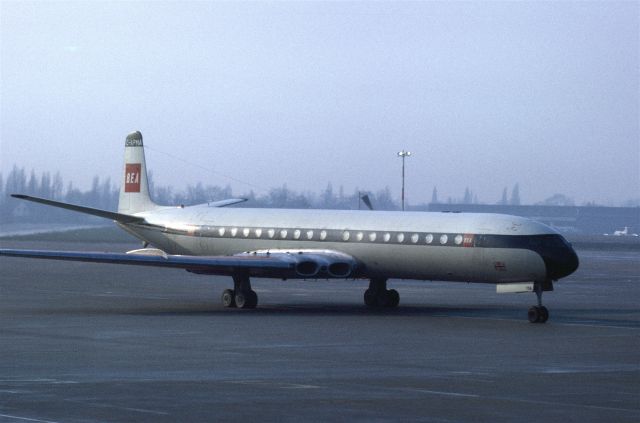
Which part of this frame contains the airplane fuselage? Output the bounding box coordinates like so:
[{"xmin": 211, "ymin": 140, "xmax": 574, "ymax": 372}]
[{"xmin": 120, "ymin": 206, "xmax": 576, "ymax": 284}]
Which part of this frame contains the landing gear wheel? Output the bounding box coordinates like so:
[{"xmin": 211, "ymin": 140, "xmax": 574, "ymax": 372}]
[
  {"xmin": 231, "ymin": 273, "xmax": 258, "ymax": 309},
  {"xmin": 528, "ymin": 306, "xmax": 540, "ymax": 323},
  {"xmin": 222, "ymin": 289, "xmax": 236, "ymax": 308},
  {"xmin": 246, "ymin": 290, "xmax": 258, "ymax": 309},
  {"xmin": 364, "ymin": 288, "xmax": 399, "ymax": 308},
  {"xmin": 387, "ymin": 289, "xmax": 400, "ymax": 308},
  {"xmin": 364, "ymin": 289, "xmax": 376, "ymax": 307},
  {"xmin": 528, "ymin": 280, "xmax": 552, "ymax": 323},
  {"xmin": 235, "ymin": 290, "xmax": 258, "ymax": 309},
  {"xmin": 376, "ymin": 291, "xmax": 390, "ymax": 307},
  {"xmin": 235, "ymin": 291, "xmax": 247, "ymax": 309},
  {"xmin": 528, "ymin": 306, "xmax": 549, "ymax": 324},
  {"xmin": 539, "ymin": 306, "xmax": 549, "ymax": 323}
]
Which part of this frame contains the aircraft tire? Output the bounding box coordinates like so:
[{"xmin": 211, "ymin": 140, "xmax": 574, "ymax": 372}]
[
  {"xmin": 387, "ymin": 289, "xmax": 400, "ymax": 308},
  {"xmin": 235, "ymin": 291, "xmax": 247, "ymax": 309},
  {"xmin": 246, "ymin": 290, "xmax": 258, "ymax": 309},
  {"xmin": 222, "ymin": 289, "xmax": 236, "ymax": 308},
  {"xmin": 528, "ymin": 306, "xmax": 548, "ymax": 323},
  {"xmin": 364, "ymin": 289, "xmax": 376, "ymax": 307},
  {"xmin": 235, "ymin": 290, "xmax": 258, "ymax": 309},
  {"xmin": 375, "ymin": 291, "xmax": 390, "ymax": 307},
  {"xmin": 539, "ymin": 306, "xmax": 549, "ymax": 323}
]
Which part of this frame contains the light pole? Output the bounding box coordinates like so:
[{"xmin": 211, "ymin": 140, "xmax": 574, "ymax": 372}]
[{"xmin": 397, "ymin": 150, "xmax": 411, "ymax": 211}]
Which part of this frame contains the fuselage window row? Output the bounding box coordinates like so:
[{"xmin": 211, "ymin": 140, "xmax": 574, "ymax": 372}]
[
  {"xmin": 171, "ymin": 224, "xmax": 469, "ymax": 247},
  {"xmin": 154, "ymin": 224, "xmax": 571, "ymax": 252}
]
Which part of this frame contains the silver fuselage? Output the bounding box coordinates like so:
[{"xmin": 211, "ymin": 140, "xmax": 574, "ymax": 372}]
[{"xmin": 119, "ymin": 206, "xmax": 570, "ymax": 284}]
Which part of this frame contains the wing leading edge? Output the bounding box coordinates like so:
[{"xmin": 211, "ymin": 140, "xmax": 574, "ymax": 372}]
[{"xmin": 0, "ymin": 248, "xmax": 358, "ymax": 279}]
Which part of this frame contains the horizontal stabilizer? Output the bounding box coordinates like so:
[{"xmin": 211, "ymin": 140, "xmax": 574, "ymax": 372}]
[
  {"xmin": 208, "ymin": 198, "xmax": 248, "ymax": 207},
  {"xmin": 11, "ymin": 194, "xmax": 145, "ymax": 224}
]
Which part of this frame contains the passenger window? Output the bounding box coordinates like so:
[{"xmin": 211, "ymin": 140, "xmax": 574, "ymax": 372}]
[
  {"xmin": 383, "ymin": 233, "xmax": 391, "ymax": 242},
  {"xmin": 425, "ymin": 234, "xmax": 433, "ymax": 244},
  {"xmin": 440, "ymin": 234, "xmax": 448, "ymax": 244},
  {"xmin": 356, "ymin": 232, "xmax": 364, "ymax": 241},
  {"xmin": 397, "ymin": 233, "xmax": 405, "ymax": 243},
  {"xmin": 293, "ymin": 229, "xmax": 301, "ymax": 239},
  {"xmin": 320, "ymin": 230, "xmax": 327, "ymax": 240},
  {"xmin": 342, "ymin": 231, "xmax": 350, "ymax": 241},
  {"xmin": 218, "ymin": 227, "xmax": 225, "ymax": 236},
  {"xmin": 454, "ymin": 234, "xmax": 463, "ymax": 245},
  {"xmin": 267, "ymin": 229, "xmax": 275, "ymax": 238},
  {"xmin": 411, "ymin": 234, "xmax": 419, "ymax": 243},
  {"xmin": 230, "ymin": 228, "xmax": 238, "ymax": 237},
  {"xmin": 306, "ymin": 230, "xmax": 314, "ymax": 239},
  {"xmin": 255, "ymin": 228, "xmax": 262, "ymax": 238},
  {"xmin": 369, "ymin": 233, "xmax": 377, "ymax": 242},
  {"xmin": 280, "ymin": 229, "xmax": 288, "ymax": 239},
  {"xmin": 243, "ymin": 228, "xmax": 250, "ymax": 237}
]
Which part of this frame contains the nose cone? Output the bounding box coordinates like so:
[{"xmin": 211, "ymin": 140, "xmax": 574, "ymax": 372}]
[{"xmin": 545, "ymin": 242, "xmax": 579, "ymax": 280}]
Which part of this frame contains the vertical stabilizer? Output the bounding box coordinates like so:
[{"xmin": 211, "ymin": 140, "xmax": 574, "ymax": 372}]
[{"xmin": 118, "ymin": 131, "xmax": 157, "ymax": 214}]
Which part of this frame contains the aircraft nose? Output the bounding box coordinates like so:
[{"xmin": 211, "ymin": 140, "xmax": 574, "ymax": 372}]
[{"xmin": 545, "ymin": 242, "xmax": 579, "ymax": 280}]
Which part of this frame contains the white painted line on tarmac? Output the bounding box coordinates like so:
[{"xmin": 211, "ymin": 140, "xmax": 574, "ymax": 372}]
[
  {"xmin": 0, "ymin": 379, "xmax": 78, "ymax": 384},
  {"xmin": 64, "ymin": 401, "xmax": 169, "ymax": 416},
  {"xmin": 413, "ymin": 389, "xmax": 479, "ymax": 398},
  {"xmin": 118, "ymin": 407, "xmax": 169, "ymax": 416},
  {"xmin": 431, "ymin": 313, "xmax": 639, "ymax": 330},
  {"xmin": 283, "ymin": 383, "xmax": 322, "ymax": 389},
  {"xmin": 490, "ymin": 395, "xmax": 640, "ymax": 414},
  {"xmin": 408, "ymin": 388, "xmax": 638, "ymax": 413},
  {"xmin": 0, "ymin": 414, "xmax": 61, "ymax": 423}
]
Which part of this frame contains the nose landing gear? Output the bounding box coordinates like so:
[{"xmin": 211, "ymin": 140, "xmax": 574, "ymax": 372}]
[{"xmin": 528, "ymin": 280, "xmax": 553, "ymax": 323}]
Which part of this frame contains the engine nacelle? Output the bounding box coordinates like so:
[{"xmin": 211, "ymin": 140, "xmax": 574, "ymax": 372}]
[{"xmin": 237, "ymin": 249, "xmax": 357, "ymax": 279}]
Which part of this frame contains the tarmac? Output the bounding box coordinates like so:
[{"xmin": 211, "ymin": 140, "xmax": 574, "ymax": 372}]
[{"xmin": 0, "ymin": 241, "xmax": 638, "ymax": 422}]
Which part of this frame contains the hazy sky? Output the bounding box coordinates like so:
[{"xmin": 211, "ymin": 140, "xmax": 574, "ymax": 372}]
[{"xmin": 1, "ymin": 1, "xmax": 638, "ymax": 206}]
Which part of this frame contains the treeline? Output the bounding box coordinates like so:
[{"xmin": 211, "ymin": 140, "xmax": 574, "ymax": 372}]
[
  {"xmin": 430, "ymin": 184, "xmax": 523, "ymax": 206},
  {"xmin": 0, "ymin": 167, "xmax": 399, "ymax": 223},
  {"xmin": 5, "ymin": 166, "xmax": 624, "ymax": 224},
  {"xmin": 0, "ymin": 166, "xmax": 119, "ymax": 223}
]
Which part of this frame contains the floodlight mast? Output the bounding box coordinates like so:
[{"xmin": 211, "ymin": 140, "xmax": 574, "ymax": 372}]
[{"xmin": 397, "ymin": 150, "xmax": 411, "ymax": 211}]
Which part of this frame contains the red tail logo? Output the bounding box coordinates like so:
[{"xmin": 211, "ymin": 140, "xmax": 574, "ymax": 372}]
[{"xmin": 125, "ymin": 163, "xmax": 141, "ymax": 193}]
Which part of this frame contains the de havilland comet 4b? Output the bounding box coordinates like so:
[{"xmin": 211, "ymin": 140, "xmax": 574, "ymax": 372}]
[{"xmin": 0, "ymin": 131, "xmax": 579, "ymax": 323}]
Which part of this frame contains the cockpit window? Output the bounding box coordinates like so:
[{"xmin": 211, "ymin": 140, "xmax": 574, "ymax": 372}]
[{"xmin": 475, "ymin": 234, "xmax": 568, "ymax": 251}]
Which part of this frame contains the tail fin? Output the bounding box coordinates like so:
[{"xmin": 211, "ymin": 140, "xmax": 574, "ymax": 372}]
[{"xmin": 118, "ymin": 131, "xmax": 158, "ymax": 214}]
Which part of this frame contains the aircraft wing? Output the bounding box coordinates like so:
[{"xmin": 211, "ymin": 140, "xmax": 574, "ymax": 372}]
[{"xmin": 0, "ymin": 248, "xmax": 358, "ymax": 279}]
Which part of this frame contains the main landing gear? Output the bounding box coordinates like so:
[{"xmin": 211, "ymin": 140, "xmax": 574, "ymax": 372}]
[
  {"xmin": 364, "ymin": 278, "xmax": 400, "ymax": 308},
  {"xmin": 528, "ymin": 280, "xmax": 553, "ymax": 323},
  {"xmin": 221, "ymin": 273, "xmax": 258, "ymax": 309}
]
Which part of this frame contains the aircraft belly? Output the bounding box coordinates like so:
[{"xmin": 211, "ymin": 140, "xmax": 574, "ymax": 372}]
[{"xmin": 344, "ymin": 245, "xmax": 483, "ymax": 281}]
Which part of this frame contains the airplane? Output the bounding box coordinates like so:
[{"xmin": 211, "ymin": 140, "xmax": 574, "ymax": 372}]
[
  {"xmin": 0, "ymin": 131, "xmax": 579, "ymax": 323},
  {"xmin": 614, "ymin": 227, "xmax": 629, "ymax": 236}
]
